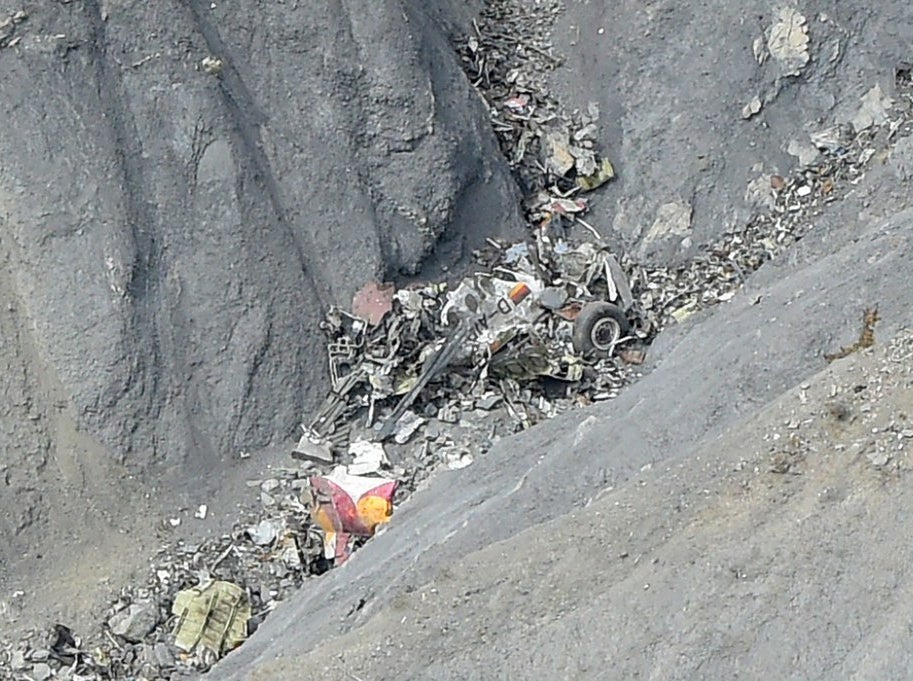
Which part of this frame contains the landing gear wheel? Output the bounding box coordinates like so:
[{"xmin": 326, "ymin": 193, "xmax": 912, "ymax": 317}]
[{"xmin": 572, "ymin": 302, "xmax": 631, "ymax": 358}]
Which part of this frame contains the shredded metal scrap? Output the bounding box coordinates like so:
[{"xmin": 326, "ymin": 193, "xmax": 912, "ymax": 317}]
[
  {"xmin": 299, "ymin": 232, "xmax": 646, "ymax": 468},
  {"xmin": 458, "ymin": 0, "xmax": 617, "ymax": 226},
  {"xmin": 3, "ymin": 3, "xmax": 913, "ymax": 679},
  {"xmin": 0, "ymin": 469, "xmax": 328, "ymax": 679}
]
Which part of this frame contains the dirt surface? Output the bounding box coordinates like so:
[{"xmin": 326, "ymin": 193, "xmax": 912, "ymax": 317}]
[
  {"xmin": 215, "ymin": 203, "xmax": 913, "ymax": 679},
  {"xmin": 3, "ymin": 0, "xmax": 913, "ymax": 678},
  {"xmin": 236, "ymin": 326, "xmax": 913, "ymax": 680},
  {"xmin": 0, "ymin": 0, "xmax": 521, "ymax": 638},
  {"xmin": 548, "ymin": 0, "xmax": 913, "ymax": 259},
  {"xmin": 211, "ymin": 0, "xmax": 913, "ymax": 674}
]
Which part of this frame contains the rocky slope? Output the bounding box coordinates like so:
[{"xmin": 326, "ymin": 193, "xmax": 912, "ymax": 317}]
[
  {"xmin": 549, "ymin": 0, "xmax": 913, "ymax": 259},
  {"xmin": 2, "ymin": 0, "xmax": 913, "ymax": 678},
  {"xmin": 215, "ymin": 198, "xmax": 913, "ymax": 678},
  {"xmin": 236, "ymin": 322, "xmax": 913, "ymax": 680},
  {"xmin": 0, "ymin": 0, "xmax": 521, "ymax": 597},
  {"xmin": 213, "ymin": 1, "xmax": 913, "ymax": 676}
]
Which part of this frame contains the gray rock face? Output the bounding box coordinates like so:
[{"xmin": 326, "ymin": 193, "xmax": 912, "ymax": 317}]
[
  {"xmin": 548, "ymin": 1, "xmax": 913, "ymax": 261},
  {"xmin": 0, "ymin": 1, "xmax": 521, "ymax": 566},
  {"xmin": 214, "ymin": 207, "xmax": 913, "ymax": 681}
]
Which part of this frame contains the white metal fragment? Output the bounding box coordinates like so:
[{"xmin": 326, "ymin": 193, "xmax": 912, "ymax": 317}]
[
  {"xmin": 247, "ymin": 518, "xmax": 285, "ymax": 546},
  {"xmin": 348, "ymin": 439, "xmax": 389, "ymax": 475},
  {"xmin": 445, "ymin": 450, "xmax": 474, "ymax": 470},
  {"xmin": 394, "ymin": 411, "xmax": 427, "ymax": 445}
]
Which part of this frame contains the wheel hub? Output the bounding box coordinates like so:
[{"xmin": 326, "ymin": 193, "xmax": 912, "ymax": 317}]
[{"xmin": 590, "ymin": 317, "xmax": 621, "ymax": 350}]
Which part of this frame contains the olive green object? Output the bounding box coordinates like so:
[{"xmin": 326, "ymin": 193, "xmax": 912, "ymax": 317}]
[{"xmin": 171, "ymin": 580, "xmax": 251, "ymax": 657}]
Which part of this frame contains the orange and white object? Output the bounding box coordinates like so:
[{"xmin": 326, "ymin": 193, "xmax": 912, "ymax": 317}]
[{"xmin": 309, "ymin": 466, "xmax": 398, "ymax": 565}]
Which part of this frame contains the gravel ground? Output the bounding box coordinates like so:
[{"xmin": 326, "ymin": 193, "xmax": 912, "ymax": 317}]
[
  {"xmin": 237, "ymin": 326, "xmax": 913, "ymax": 680},
  {"xmin": 3, "ymin": 0, "xmax": 913, "ymax": 679}
]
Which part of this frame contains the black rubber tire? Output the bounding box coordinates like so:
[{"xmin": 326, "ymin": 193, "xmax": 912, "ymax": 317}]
[{"xmin": 572, "ymin": 301, "xmax": 631, "ymax": 358}]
